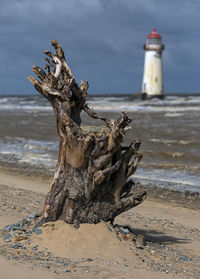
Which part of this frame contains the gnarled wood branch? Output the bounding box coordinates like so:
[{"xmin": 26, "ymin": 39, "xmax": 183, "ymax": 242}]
[{"xmin": 28, "ymin": 40, "xmax": 146, "ymax": 227}]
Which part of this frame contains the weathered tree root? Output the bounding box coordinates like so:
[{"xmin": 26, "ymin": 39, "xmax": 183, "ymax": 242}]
[{"xmin": 28, "ymin": 40, "xmax": 146, "ymax": 227}]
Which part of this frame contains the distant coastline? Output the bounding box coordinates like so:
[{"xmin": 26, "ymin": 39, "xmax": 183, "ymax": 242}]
[{"xmin": 1, "ymin": 92, "xmax": 200, "ymax": 98}]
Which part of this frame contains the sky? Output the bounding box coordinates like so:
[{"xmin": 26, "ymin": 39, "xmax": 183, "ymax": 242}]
[{"xmin": 0, "ymin": 0, "xmax": 200, "ymax": 95}]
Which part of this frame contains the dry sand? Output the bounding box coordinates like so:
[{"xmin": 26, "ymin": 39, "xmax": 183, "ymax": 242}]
[{"xmin": 0, "ymin": 170, "xmax": 200, "ymax": 279}]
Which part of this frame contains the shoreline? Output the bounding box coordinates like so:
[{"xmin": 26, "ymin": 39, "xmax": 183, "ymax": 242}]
[{"xmin": 0, "ymin": 161, "xmax": 199, "ymax": 211}]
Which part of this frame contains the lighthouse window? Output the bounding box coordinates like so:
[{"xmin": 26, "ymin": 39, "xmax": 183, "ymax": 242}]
[{"xmin": 147, "ymin": 38, "xmax": 161, "ymax": 45}]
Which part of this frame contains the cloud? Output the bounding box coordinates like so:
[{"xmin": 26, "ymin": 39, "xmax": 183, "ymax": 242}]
[{"xmin": 0, "ymin": 0, "xmax": 200, "ymax": 94}]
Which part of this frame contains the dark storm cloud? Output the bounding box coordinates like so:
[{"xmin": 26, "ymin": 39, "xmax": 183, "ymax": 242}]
[{"xmin": 0, "ymin": 0, "xmax": 200, "ymax": 94}]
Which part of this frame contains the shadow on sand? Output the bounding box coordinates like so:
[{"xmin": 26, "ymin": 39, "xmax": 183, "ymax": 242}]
[{"xmin": 123, "ymin": 226, "xmax": 190, "ymax": 245}]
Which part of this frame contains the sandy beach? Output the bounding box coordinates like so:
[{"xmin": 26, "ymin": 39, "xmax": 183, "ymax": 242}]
[{"xmin": 0, "ymin": 165, "xmax": 199, "ymax": 279}]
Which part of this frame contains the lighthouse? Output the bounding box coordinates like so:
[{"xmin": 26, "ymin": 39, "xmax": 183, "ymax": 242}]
[{"xmin": 141, "ymin": 28, "xmax": 165, "ymax": 99}]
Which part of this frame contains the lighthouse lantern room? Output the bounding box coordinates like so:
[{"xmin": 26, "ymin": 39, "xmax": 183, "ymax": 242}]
[{"xmin": 141, "ymin": 28, "xmax": 165, "ymax": 99}]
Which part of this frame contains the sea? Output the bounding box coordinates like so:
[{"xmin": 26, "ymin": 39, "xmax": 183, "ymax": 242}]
[{"xmin": 0, "ymin": 94, "xmax": 200, "ymax": 193}]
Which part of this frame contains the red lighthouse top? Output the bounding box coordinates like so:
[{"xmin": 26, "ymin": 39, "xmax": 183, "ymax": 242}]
[{"xmin": 147, "ymin": 28, "xmax": 161, "ymax": 39}]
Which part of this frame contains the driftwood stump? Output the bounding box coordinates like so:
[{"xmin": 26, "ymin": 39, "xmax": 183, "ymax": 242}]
[{"xmin": 28, "ymin": 40, "xmax": 146, "ymax": 227}]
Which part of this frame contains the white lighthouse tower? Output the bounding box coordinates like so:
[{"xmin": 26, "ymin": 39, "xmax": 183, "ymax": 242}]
[{"xmin": 141, "ymin": 28, "xmax": 165, "ymax": 99}]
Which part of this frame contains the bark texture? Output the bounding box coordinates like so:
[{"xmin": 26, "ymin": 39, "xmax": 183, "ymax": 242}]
[{"xmin": 28, "ymin": 40, "xmax": 146, "ymax": 227}]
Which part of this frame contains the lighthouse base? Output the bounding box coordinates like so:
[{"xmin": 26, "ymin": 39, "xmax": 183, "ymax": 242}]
[{"xmin": 141, "ymin": 93, "xmax": 164, "ymax": 100}]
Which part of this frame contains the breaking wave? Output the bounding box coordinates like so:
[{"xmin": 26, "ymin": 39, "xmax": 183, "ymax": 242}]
[{"xmin": 1, "ymin": 94, "xmax": 200, "ymax": 113}]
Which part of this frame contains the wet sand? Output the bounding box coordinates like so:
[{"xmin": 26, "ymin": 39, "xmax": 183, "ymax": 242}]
[{"xmin": 0, "ymin": 167, "xmax": 200, "ymax": 279}]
